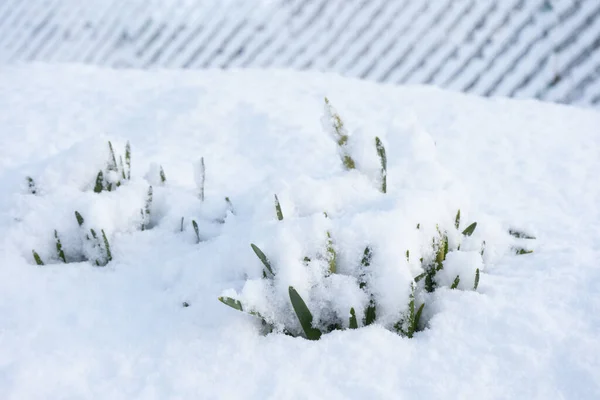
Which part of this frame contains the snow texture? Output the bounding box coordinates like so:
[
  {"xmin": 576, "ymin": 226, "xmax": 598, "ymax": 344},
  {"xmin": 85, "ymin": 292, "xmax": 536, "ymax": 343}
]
[{"xmin": 0, "ymin": 65, "xmax": 599, "ymax": 399}]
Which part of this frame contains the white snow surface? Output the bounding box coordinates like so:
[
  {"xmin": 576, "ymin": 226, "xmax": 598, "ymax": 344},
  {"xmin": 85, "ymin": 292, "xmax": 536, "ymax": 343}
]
[{"xmin": 0, "ymin": 65, "xmax": 599, "ymax": 399}]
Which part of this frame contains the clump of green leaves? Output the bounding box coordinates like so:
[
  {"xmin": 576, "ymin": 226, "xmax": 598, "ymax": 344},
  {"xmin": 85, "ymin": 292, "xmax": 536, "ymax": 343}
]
[
  {"xmin": 394, "ymin": 283, "xmax": 424, "ymax": 338},
  {"xmin": 93, "ymin": 141, "xmax": 132, "ymax": 193},
  {"xmin": 323, "ymin": 97, "xmax": 355, "ymax": 170},
  {"xmin": 75, "ymin": 210, "xmax": 112, "ymax": 266}
]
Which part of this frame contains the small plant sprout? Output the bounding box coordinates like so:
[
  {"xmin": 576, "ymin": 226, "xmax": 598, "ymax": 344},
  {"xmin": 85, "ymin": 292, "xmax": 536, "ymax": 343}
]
[
  {"xmin": 101, "ymin": 230, "xmax": 112, "ymax": 264},
  {"xmin": 474, "ymin": 268, "xmax": 480, "ymax": 290},
  {"xmin": 349, "ymin": 308, "xmax": 358, "ymax": 329},
  {"xmin": 289, "ymin": 286, "xmax": 322, "ymax": 340},
  {"xmin": 75, "ymin": 211, "xmax": 85, "ymax": 227},
  {"xmin": 142, "ymin": 186, "xmax": 152, "ymax": 231},
  {"xmin": 107, "ymin": 141, "xmax": 118, "ymax": 172},
  {"xmin": 515, "ymin": 248, "xmax": 534, "ymax": 255},
  {"xmin": 119, "ymin": 156, "xmax": 126, "ymax": 180},
  {"xmin": 32, "ymin": 250, "xmax": 44, "ymax": 265},
  {"xmin": 195, "ymin": 157, "xmax": 206, "ymax": 202},
  {"xmin": 406, "ymin": 250, "xmax": 410, "ymax": 262},
  {"xmin": 509, "ymin": 229, "xmax": 536, "ymax": 239},
  {"xmin": 192, "ymin": 220, "xmax": 200, "ymax": 244},
  {"xmin": 359, "ymin": 246, "xmax": 376, "ymax": 326},
  {"xmin": 323, "ymin": 97, "xmax": 355, "ymax": 170},
  {"xmin": 326, "ymin": 231, "xmax": 337, "ymax": 274},
  {"xmin": 54, "ymin": 230, "xmax": 66, "ymax": 263},
  {"xmin": 94, "ymin": 171, "xmax": 104, "ymax": 193},
  {"xmin": 462, "ymin": 222, "xmax": 477, "ymax": 237},
  {"xmin": 218, "ymin": 296, "xmax": 243, "ymax": 311},
  {"xmin": 375, "ymin": 137, "xmax": 387, "ymax": 193},
  {"xmin": 450, "ymin": 275, "xmax": 460, "ymax": 289},
  {"xmin": 251, "ymin": 243, "xmax": 274, "ymax": 277},
  {"xmin": 455, "ymin": 209, "xmax": 461, "ymax": 229},
  {"xmin": 274, "ymin": 194, "xmax": 283, "ymax": 221},
  {"xmin": 125, "ymin": 141, "xmax": 132, "ymax": 180},
  {"xmin": 159, "ymin": 165, "xmax": 166, "ymax": 184},
  {"xmin": 395, "ymin": 283, "xmax": 424, "ymax": 338},
  {"xmin": 26, "ymin": 176, "xmax": 37, "ymax": 194}
]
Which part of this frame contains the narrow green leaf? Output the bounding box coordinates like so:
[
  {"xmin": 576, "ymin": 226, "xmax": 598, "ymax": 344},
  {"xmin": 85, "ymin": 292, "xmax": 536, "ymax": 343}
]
[
  {"xmin": 480, "ymin": 241, "xmax": 486, "ymax": 257},
  {"xmin": 462, "ymin": 222, "xmax": 477, "ymax": 237},
  {"xmin": 107, "ymin": 141, "xmax": 118, "ymax": 171},
  {"xmin": 364, "ymin": 302, "xmax": 376, "ymax": 326},
  {"xmin": 89, "ymin": 228, "xmax": 98, "ymax": 240},
  {"xmin": 349, "ymin": 308, "xmax": 358, "ymax": 329},
  {"xmin": 509, "ymin": 229, "xmax": 536, "ymax": 239},
  {"xmin": 192, "ymin": 220, "xmax": 200, "ymax": 244},
  {"xmin": 32, "ymin": 250, "xmax": 44, "ymax": 266},
  {"xmin": 218, "ymin": 296, "xmax": 243, "ymax": 312},
  {"xmin": 251, "ymin": 243, "xmax": 274, "ymax": 276},
  {"xmin": 450, "ymin": 275, "xmax": 460, "ymax": 289},
  {"xmin": 416, "ymin": 223, "xmax": 420, "ymax": 230},
  {"xmin": 474, "ymin": 268, "xmax": 480, "ymax": 290},
  {"xmin": 94, "ymin": 171, "xmax": 104, "ymax": 193},
  {"xmin": 375, "ymin": 137, "xmax": 387, "ymax": 193},
  {"xmin": 142, "ymin": 186, "xmax": 152, "ymax": 230},
  {"xmin": 54, "ymin": 230, "xmax": 66, "ymax": 263},
  {"xmin": 119, "ymin": 156, "xmax": 126, "ymax": 180},
  {"xmin": 414, "ymin": 272, "xmax": 426, "ymax": 282},
  {"xmin": 455, "ymin": 209, "xmax": 461, "ymax": 230},
  {"xmin": 159, "ymin": 165, "xmax": 166, "ymax": 184},
  {"xmin": 101, "ymin": 229, "xmax": 112, "ymax": 263},
  {"xmin": 140, "ymin": 209, "xmax": 145, "ymax": 231},
  {"xmin": 125, "ymin": 141, "xmax": 131, "ymax": 180},
  {"xmin": 274, "ymin": 194, "xmax": 283, "ymax": 221},
  {"xmin": 413, "ymin": 303, "xmax": 425, "ymax": 334},
  {"xmin": 515, "ymin": 248, "xmax": 533, "ymax": 255},
  {"xmin": 326, "ymin": 231, "xmax": 336, "ymax": 274},
  {"xmin": 289, "ymin": 286, "xmax": 321, "ymax": 340},
  {"xmin": 406, "ymin": 250, "xmax": 410, "ymax": 262}
]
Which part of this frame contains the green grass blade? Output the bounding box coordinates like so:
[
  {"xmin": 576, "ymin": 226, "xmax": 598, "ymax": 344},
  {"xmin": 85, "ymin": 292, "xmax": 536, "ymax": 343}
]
[
  {"xmin": 289, "ymin": 286, "xmax": 321, "ymax": 340},
  {"xmin": 274, "ymin": 194, "xmax": 283, "ymax": 221},
  {"xmin": 54, "ymin": 230, "xmax": 66, "ymax": 263},
  {"xmin": 326, "ymin": 231, "xmax": 336, "ymax": 274},
  {"xmin": 364, "ymin": 302, "xmax": 376, "ymax": 326},
  {"xmin": 107, "ymin": 141, "xmax": 118, "ymax": 171},
  {"xmin": 75, "ymin": 211, "xmax": 84, "ymax": 227},
  {"xmin": 375, "ymin": 137, "xmax": 387, "ymax": 193},
  {"xmin": 455, "ymin": 209, "xmax": 461, "ymax": 230},
  {"xmin": 413, "ymin": 303, "xmax": 425, "ymax": 334},
  {"xmin": 450, "ymin": 275, "xmax": 460, "ymax": 289},
  {"xmin": 125, "ymin": 141, "xmax": 131, "ymax": 180},
  {"xmin": 462, "ymin": 222, "xmax": 477, "ymax": 237},
  {"xmin": 192, "ymin": 220, "xmax": 200, "ymax": 244},
  {"xmin": 101, "ymin": 229, "xmax": 112, "ymax": 263},
  {"xmin": 160, "ymin": 166, "xmax": 166, "ymax": 184},
  {"xmin": 515, "ymin": 248, "xmax": 534, "ymax": 255},
  {"xmin": 251, "ymin": 243, "xmax": 274, "ymax": 276},
  {"xmin": 509, "ymin": 229, "xmax": 536, "ymax": 239},
  {"xmin": 94, "ymin": 171, "xmax": 104, "ymax": 193},
  {"xmin": 32, "ymin": 250, "xmax": 44, "ymax": 266},
  {"xmin": 349, "ymin": 308, "xmax": 358, "ymax": 329},
  {"xmin": 218, "ymin": 296, "xmax": 243, "ymax": 312},
  {"xmin": 474, "ymin": 268, "xmax": 480, "ymax": 290}
]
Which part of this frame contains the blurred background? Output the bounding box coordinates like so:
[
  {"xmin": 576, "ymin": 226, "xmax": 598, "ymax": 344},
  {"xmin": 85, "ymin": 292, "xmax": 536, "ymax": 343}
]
[{"xmin": 1, "ymin": 0, "xmax": 599, "ymax": 107}]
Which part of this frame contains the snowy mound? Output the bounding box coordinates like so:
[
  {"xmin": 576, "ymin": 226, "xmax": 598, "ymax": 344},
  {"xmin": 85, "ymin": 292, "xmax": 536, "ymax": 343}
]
[{"xmin": 0, "ymin": 65, "xmax": 599, "ymax": 398}]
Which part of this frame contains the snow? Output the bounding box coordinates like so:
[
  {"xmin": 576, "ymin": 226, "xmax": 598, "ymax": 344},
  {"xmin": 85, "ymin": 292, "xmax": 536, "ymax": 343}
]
[{"xmin": 0, "ymin": 64, "xmax": 599, "ymax": 399}]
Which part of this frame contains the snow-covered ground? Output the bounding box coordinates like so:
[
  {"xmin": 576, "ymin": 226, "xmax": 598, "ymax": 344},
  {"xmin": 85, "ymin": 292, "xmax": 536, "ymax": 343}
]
[{"xmin": 0, "ymin": 65, "xmax": 599, "ymax": 399}]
